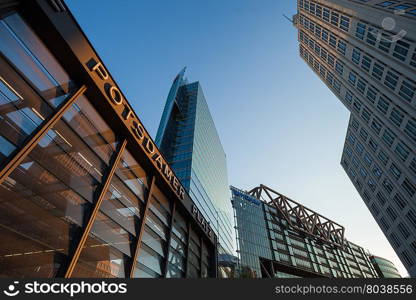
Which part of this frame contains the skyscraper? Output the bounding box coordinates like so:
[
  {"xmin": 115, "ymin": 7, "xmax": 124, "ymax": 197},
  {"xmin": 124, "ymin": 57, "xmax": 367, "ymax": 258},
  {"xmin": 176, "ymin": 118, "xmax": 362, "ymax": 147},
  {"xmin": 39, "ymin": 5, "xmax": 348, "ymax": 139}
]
[
  {"xmin": 156, "ymin": 69, "xmax": 235, "ymax": 275},
  {"xmin": 231, "ymin": 185, "xmax": 401, "ymax": 278},
  {"xmin": 296, "ymin": 0, "xmax": 416, "ymax": 276}
]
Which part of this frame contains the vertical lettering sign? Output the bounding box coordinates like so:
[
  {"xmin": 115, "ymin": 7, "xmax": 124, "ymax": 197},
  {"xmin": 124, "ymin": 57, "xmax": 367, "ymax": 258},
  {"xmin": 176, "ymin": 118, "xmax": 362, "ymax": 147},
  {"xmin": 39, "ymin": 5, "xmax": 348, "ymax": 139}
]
[
  {"xmin": 88, "ymin": 60, "xmax": 185, "ymax": 201},
  {"xmin": 192, "ymin": 205, "xmax": 213, "ymax": 238}
]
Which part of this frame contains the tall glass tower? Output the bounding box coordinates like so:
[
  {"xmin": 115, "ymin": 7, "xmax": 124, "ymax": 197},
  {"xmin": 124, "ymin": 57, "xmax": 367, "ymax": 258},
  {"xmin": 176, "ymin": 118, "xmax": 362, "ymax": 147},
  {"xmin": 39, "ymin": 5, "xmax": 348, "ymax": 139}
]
[
  {"xmin": 296, "ymin": 0, "xmax": 416, "ymax": 276},
  {"xmin": 156, "ymin": 68, "xmax": 235, "ymax": 272}
]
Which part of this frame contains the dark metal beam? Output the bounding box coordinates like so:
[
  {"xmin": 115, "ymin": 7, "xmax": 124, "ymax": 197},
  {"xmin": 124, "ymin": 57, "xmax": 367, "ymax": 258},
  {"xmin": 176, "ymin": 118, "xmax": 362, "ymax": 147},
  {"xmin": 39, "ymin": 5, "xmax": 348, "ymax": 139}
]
[
  {"xmin": 0, "ymin": 85, "xmax": 87, "ymax": 185},
  {"xmin": 64, "ymin": 138, "xmax": 127, "ymax": 278},
  {"xmin": 162, "ymin": 201, "xmax": 176, "ymax": 278},
  {"xmin": 128, "ymin": 176, "xmax": 156, "ymax": 278}
]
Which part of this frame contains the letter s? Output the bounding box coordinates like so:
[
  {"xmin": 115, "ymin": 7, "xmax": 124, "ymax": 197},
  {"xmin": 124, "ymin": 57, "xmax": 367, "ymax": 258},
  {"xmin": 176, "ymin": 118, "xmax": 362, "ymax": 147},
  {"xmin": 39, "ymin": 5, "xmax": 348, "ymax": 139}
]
[{"xmin": 118, "ymin": 283, "xmax": 127, "ymax": 294}]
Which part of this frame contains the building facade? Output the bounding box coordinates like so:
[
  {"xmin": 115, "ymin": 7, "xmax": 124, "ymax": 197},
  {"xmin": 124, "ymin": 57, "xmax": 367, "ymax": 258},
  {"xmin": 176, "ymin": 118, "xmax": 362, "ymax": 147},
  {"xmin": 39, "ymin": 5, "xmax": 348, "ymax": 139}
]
[
  {"xmin": 370, "ymin": 255, "xmax": 402, "ymax": 277},
  {"xmin": 232, "ymin": 185, "xmax": 401, "ymax": 278},
  {"xmin": 155, "ymin": 69, "xmax": 236, "ymax": 273},
  {"xmin": 296, "ymin": 0, "xmax": 416, "ymax": 276},
  {"xmin": 0, "ymin": 0, "xmax": 217, "ymax": 278}
]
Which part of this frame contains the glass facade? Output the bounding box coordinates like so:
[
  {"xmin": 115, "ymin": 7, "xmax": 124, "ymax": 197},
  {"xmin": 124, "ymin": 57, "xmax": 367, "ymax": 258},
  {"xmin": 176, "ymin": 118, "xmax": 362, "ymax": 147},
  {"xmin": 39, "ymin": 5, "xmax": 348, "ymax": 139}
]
[
  {"xmin": 0, "ymin": 3, "xmax": 216, "ymax": 278},
  {"xmin": 155, "ymin": 70, "xmax": 236, "ymax": 271},
  {"xmin": 232, "ymin": 186, "xmax": 400, "ymax": 278},
  {"xmin": 370, "ymin": 255, "xmax": 402, "ymax": 278}
]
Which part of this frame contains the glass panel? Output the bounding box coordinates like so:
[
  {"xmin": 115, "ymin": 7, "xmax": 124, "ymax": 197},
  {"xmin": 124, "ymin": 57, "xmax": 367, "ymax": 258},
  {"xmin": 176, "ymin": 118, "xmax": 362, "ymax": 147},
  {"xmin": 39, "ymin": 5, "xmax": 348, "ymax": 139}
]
[
  {"xmin": 71, "ymin": 212, "xmax": 132, "ymax": 278},
  {"xmin": 0, "ymin": 13, "xmax": 74, "ymax": 107},
  {"xmin": 116, "ymin": 149, "xmax": 148, "ymax": 200},
  {"xmin": 0, "ymin": 63, "xmax": 54, "ymax": 167},
  {"xmin": 136, "ymin": 244, "xmax": 164, "ymax": 276},
  {"xmin": 0, "ymin": 93, "xmax": 117, "ymax": 277}
]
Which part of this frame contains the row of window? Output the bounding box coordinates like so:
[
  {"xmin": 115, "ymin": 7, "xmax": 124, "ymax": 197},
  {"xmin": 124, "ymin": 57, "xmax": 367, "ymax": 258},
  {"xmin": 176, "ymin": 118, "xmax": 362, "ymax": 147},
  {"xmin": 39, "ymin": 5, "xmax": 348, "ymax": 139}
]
[
  {"xmin": 354, "ymin": 19, "xmax": 416, "ymax": 67},
  {"xmin": 299, "ymin": 14, "xmax": 348, "ymax": 56},
  {"xmin": 347, "ymin": 115, "xmax": 416, "ymax": 200},
  {"xmin": 350, "ymin": 46, "xmax": 416, "ymax": 105},
  {"xmin": 299, "ymin": 0, "xmax": 351, "ymax": 32}
]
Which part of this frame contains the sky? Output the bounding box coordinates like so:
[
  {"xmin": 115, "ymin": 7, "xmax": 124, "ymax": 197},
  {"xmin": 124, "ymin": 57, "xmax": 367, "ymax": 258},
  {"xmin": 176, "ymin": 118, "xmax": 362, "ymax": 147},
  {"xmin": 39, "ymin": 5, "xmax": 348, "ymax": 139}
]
[{"xmin": 66, "ymin": 0, "xmax": 407, "ymax": 276}]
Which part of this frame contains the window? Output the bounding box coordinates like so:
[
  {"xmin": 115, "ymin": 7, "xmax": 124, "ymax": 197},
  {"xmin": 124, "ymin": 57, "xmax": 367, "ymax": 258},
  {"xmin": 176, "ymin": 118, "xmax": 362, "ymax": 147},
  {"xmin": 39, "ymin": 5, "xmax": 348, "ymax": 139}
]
[
  {"xmin": 404, "ymin": 119, "xmax": 416, "ymax": 142},
  {"xmin": 368, "ymin": 138, "xmax": 378, "ymax": 152},
  {"xmin": 372, "ymin": 63, "xmax": 385, "ymax": 80},
  {"xmin": 395, "ymin": 141, "xmax": 410, "ymax": 162},
  {"xmin": 376, "ymin": 192, "xmax": 387, "ymax": 206},
  {"xmin": 393, "ymin": 40, "xmax": 410, "ymax": 62},
  {"xmin": 357, "ymin": 79, "xmax": 367, "ymax": 94},
  {"xmin": 390, "ymin": 233, "xmax": 401, "ymax": 248},
  {"xmin": 360, "ymin": 167, "xmax": 368, "ymax": 178},
  {"xmin": 367, "ymin": 178, "xmax": 376, "ymax": 191},
  {"xmin": 390, "ymin": 107, "xmax": 405, "ymax": 127},
  {"xmin": 372, "ymin": 165, "xmax": 383, "ymax": 179},
  {"xmin": 393, "ymin": 193, "xmax": 407, "ymax": 210},
  {"xmin": 398, "ymin": 223, "xmax": 410, "ymax": 239},
  {"xmin": 366, "ymin": 86, "xmax": 378, "ymax": 104},
  {"xmin": 382, "ymin": 128, "xmax": 396, "ymax": 147},
  {"xmin": 360, "ymin": 128, "xmax": 368, "ymax": 141},
  {"xmin": 337, "ymin": 40, "xmax": 347, "ymax": 55},
  {"xmin": 329, "ymin": 34, "xmax": 337, "ymax": 48},
  {"xmin": 366, "ymin": 27, "xmax": 377, "ymax": 46},
  {"xmin": 382, "ymin": 178, "xmax": 394, "ymax": 194},
  {"xmin": 384, "ymin": 70, "xmax": 399, "ymax": 90},
  {"xmin": 401, "ymin": 251, "xmax": 414, "ymax": 267},
  {"xmin": 356, "ymin": 142, "xmax": 364, "ymax": 155},
  {"xmin": 331, "ymin": 12, "xmax": 339, "ymax": 26},
  {"xmin": 348, "ymin": 72, "xmax": 357, "ymax": 85},
  {"xmin": 406, "ymin": 210, "xmax": 416, "ymax": 230},
  {"xmin": 377, "ymin": 96, "xmax": 390, "ymax": 114},
  {"xmin": 364, "ymin": 153, "xmax": 373, "ymax": 166},
  {"xmin": 399, "ymin": 79, "xmax": 416, "ymax": 103},
  {"xmin": 386, "ymin": 206, "xmax": 398, "ymax": 222},
  {"xmin": 377, "ymin": 150, "xmax": 389, "ymax": 166},
  {"xmin": 345, "ymin": 90, "xmax": 353, "ymax": 105},
  {"xmin": 340, "ymin": 16, "xmax": 350, "ymax": 32},
  {"xmin": 352, "ymin": 48, "xmax": 361, "ymax": 64},
  {"xmin": 410, "ymin": 159, "xmax": 416, "ymax": 175},
  {"xmin": 356, "ymin": 22, "xmax": 366, "ymax": 40},
  {"xmin": 378, "ymin": 34, "xmax": 392, "ymax": 53},
  {"xmin": 361, "ymin": 55, "xmax": 372, "ymax": 72},
  {"xmin": 335, "ymin": 61, "xmax": 344, "ymax": 75},
  {"xmin": 361, "ymin": 108, "xmax": 371, "ymax": 123},
  {"xmin": 402, "ymin": 178, "xmax": 416, "ymax": 197},
  {"xmin": 371, "ymin": 118, "xmax": 382, "ymax": 134},
  {"xmin": 389, "ymin": 163, "xmax": 401, "ymax": 180}
]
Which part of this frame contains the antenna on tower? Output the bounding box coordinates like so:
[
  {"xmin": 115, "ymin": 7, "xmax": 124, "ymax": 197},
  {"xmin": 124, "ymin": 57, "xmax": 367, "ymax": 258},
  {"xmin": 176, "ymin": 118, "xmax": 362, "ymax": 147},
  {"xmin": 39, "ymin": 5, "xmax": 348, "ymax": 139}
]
[{"xmin": 283, "ymin": 14, "xmax": 293, "ymax": 24}]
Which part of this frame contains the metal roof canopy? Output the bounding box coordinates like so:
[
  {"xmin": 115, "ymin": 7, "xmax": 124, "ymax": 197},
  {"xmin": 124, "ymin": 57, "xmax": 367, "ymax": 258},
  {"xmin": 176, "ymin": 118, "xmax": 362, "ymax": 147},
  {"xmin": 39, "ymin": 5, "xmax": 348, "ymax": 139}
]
[{"xmin": 248, "ymin": 184, "xmax": 345, "ymax": 249}]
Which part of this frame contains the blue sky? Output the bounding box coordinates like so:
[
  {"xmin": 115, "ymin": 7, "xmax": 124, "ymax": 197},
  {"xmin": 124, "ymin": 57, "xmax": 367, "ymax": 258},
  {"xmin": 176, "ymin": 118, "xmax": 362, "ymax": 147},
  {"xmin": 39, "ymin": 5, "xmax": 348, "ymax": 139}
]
[{"xmin": 66, "ymin": 0, "xmax": 407, "ymax": 276}]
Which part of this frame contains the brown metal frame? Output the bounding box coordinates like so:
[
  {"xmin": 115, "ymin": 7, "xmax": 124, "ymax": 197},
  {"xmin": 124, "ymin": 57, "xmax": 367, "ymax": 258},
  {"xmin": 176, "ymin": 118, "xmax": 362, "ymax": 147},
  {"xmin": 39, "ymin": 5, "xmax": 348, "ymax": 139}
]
[
  {"xmin": 128, "ymin": 176, "xmax": 156, "ymax": 278},
  {"xmin": 248, "ymin": 184, "xmax": 345, "ymax": 248},
  {"xmin": 0, "ymin": 85, "xmax": 86, "ymax": 185},
  {"xmin": 64, "ymin": 138, "xmax": 127, "ymax": 278},
  {"xmin": 162, "ymin": 201, "xmax": 176, "ymax": 277}
]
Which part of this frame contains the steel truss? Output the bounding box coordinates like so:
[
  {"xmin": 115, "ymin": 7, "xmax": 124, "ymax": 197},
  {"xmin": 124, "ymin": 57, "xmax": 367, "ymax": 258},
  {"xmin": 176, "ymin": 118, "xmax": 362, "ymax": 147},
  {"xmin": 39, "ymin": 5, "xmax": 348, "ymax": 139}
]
[{"xmin": 248, "ymin": 184, "xmax": 345, "ymax": 248}]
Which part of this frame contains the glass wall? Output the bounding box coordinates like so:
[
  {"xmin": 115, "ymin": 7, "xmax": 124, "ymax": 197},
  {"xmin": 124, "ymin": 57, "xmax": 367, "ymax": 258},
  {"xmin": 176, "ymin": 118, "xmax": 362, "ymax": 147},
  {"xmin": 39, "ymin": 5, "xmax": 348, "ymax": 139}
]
[{"xmin": 0, "ymin": 9, "xmax": 216, "ymax": 279}]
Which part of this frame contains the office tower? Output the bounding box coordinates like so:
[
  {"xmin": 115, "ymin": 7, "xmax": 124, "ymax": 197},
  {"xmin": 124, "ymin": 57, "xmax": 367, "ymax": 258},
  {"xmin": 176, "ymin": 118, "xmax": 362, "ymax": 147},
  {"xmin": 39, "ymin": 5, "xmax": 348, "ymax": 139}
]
[
  {"xmin": 296, "ymin": 0, "xmax": 416, "ymax": 276},
  {"xmin": 0, "ymin": 0, "xmax": 216, "ymax": 278},
  {"xmin": 156, "ymin": 69, "xmax": 235, "ymax": 275},
  {"xmin": 231, "ymin": 185, "xmax": 401, "ymax": 278}
]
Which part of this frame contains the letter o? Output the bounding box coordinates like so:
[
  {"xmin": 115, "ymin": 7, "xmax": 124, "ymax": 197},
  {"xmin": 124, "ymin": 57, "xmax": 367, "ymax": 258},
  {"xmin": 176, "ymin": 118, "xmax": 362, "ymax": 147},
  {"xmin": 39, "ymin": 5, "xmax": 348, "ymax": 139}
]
[{"xmin": 108, "ymin": 85, "xmax": 123, "ymax": 105}]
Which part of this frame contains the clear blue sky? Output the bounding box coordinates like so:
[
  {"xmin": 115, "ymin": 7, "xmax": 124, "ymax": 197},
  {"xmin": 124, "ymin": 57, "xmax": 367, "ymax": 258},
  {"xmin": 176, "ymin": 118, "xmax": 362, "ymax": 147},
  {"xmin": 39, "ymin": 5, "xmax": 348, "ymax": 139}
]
[{"xmin": 66, "ymin": 0, "xmax": 407, "ymax": 276}]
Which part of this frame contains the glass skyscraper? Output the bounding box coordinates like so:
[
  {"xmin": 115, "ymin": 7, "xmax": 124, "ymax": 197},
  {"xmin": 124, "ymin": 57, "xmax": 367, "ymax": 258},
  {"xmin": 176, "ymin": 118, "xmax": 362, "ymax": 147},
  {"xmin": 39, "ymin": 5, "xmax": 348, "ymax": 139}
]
[
  {"xmin": 296, "ymin": 0, "xmax": 416, "ymax": 277},
  {"xmin": 156, "ymin": 69, "xmax": 235, "ymax": 274}
]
